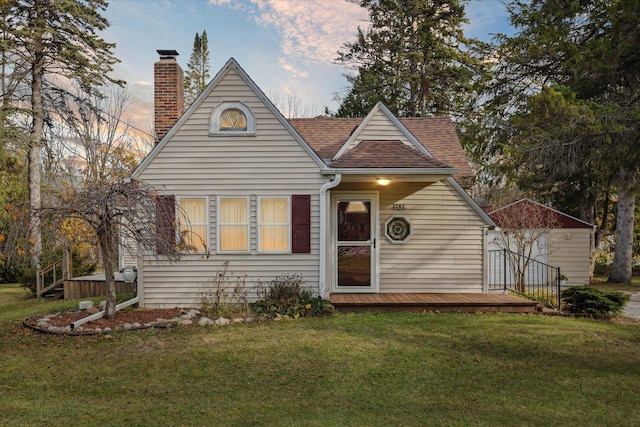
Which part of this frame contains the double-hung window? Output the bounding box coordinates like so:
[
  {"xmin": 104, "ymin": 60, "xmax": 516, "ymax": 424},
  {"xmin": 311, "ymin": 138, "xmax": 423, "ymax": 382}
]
[
  {"xmin": 177, "ymin": 197, "xmax": 208, "ymax": 252},
  {"xmin": 258, "ymin": 197, "xmax": 290, "ymax": 253},
  {"xmin": 218, "ymin": 197, "xmax": 249, "ymax": 252}
]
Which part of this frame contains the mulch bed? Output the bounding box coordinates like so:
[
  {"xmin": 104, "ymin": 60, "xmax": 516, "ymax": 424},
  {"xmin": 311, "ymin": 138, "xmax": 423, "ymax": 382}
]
[{"xmin": 24, "ymin": 308, "xmax": 186, "ymax": 335}]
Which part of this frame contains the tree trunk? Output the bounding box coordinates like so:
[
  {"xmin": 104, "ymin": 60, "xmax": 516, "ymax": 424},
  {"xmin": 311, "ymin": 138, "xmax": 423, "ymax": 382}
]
[
  {"xmin": 28, "ymin": 12, "xmax": 45, "ymax": 269},
  {"xmin": 609, "ymin": 169, "xmax": 636, "ymax": 283},
  {"xmin": 99, "ymin": 219, "xmax": 118, "ymax": 319}
]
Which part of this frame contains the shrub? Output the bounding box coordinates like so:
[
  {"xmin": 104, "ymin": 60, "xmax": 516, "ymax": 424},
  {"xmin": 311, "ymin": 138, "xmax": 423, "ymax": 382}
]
[
  {"xmin": 19, "ymin": 267, "xmax": 37, "ymax": 295},
  {"xmin": 0, "ymin": 259, "xmax": 24, "ymax": 284},
  {"xmin": 593, "ymin": 253, "xmax": 611, "ymax": 276},
  {"xmin": 71, "ymin": 247, "xmax": 97, "ymax": 277},
  {"xmin": 251, "ymin": 273, "xmax": 333, "ymax": 319},
  {"xmin": 561, "ymin": 286, "xmax": 630, "ymax": 316},
  {"xmin": 198, "ymin": 261, "xmax": 251, "ymax": 318}
]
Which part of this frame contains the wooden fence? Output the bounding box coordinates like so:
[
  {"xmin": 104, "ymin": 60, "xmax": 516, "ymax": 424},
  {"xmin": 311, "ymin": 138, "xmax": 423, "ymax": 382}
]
[{"xmin": 63, "ymin": 279, "xmax": 134, "ymax": 300}]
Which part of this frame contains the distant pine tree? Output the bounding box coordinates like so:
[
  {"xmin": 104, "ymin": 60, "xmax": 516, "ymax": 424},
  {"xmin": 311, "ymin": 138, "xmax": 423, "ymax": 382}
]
[
  {"xmin": 184, "ymin": 30, "xmax": 210, "ymax": 106},
  {"xmin": 335, "ymin": 0, "xmax": 487, "ymax": 119}
]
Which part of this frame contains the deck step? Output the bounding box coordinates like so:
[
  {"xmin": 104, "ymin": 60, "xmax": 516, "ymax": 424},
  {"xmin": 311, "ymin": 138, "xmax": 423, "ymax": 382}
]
[{"xmin": 329, "ymin": 293, "xmax": 539, "ymax": 314}]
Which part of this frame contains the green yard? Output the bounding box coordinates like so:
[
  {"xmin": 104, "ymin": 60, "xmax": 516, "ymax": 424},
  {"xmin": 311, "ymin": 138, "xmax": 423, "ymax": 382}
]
[{"xmin": 1, "ymin": 282, "xmax": 640, "ymax": 426}]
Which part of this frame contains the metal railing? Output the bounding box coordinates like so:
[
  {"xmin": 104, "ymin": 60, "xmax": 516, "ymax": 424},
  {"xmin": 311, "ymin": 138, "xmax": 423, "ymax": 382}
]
[{"xmin": 488, "ymin": 249, "xmax": 562, "ymax": 310}]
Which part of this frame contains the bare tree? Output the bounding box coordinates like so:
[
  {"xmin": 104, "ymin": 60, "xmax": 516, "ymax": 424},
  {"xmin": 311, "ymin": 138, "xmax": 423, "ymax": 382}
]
[
  {"xmin": 490, "ymin": 199, "xmax": 559, "ymax": 293},
  {"xmin": 5, "ymin": 0, "xmax": 121, "ymax": 270},
  {"xmin": 268, "ymin": 89, "xmax": 323, "ymax": 118},
  {"xmin": 38, "ymin": 180, "xmax": 180, "ymax": 318}
]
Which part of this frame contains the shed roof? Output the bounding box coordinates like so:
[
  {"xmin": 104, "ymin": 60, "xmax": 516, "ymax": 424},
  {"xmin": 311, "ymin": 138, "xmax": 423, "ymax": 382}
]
[{"xmin": 488, "ymin": 199, "xmax": 595, "ymax": 229}]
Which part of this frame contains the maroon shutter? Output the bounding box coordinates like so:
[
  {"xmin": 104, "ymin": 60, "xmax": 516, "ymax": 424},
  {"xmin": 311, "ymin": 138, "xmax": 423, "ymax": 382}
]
[
  {"xmin": 291, "ymin": 195, "xmax": 311, "ymax": 253},
  {"xmin": 156, "ymin": 195, "xmax": 175, "ymax": 255}
]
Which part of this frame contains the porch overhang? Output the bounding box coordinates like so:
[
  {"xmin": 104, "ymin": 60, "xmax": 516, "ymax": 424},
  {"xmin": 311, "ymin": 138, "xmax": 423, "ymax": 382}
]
[{"xmin": 321, "ymin": 167, "xmax": 458, "ymax": 183}]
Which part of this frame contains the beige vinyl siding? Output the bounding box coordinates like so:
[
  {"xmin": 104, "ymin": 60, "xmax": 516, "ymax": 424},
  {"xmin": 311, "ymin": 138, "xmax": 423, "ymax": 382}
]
[
  {"xmin": 378, "ymin": 180, "xmax": 486, "ymax": 293},
  {"xmin": 547, "ymin": 228, "xmax": 593, "ymax": 287},
  {"xmin": 345, "ymin": 109, "xmax": 414, "ymax": 151},
  {"xmin": 120, "ymin": 238, "xmax": 137, "ymax": 269},
  {"xmin": 137, "ymin": 67, "xmax": 325, "ymax": 307}
]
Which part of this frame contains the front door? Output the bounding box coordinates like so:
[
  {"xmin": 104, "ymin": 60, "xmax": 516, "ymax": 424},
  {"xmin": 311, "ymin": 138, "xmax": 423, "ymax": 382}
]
[{"xmin": 332, "ymin": 193, "xmax": 378, "ymax": 293}]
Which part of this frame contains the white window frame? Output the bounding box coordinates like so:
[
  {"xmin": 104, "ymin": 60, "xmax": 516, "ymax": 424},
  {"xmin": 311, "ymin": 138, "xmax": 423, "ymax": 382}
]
[
  {"xmin": 217, "ymin": 196, "xmax": 250, "ymax": 253},
  {"xmin": 176, "ymin": 196, "xmax": 209, "ymax": 254},
  {"xmin": 257, "ymin": 196, "xmax": 291, "ymax": 254},
  {"xmin": 209, "ymin": 101, "xmax": 255, "ymax": 136}
]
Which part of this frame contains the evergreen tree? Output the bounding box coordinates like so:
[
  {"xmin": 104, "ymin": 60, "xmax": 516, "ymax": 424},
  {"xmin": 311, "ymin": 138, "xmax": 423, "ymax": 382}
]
[
  {"xmin": 336, "ymin": 0, "xmax": 488, "ymax": 118},
  {"xmin": 4, "ymin": 0, "xmax": 121, "ymax": 268},
  {"xmin": 474, "ymin": 0, "xmax": 640, "ymax": 283},
  {"xmin": 184, "ymin": 30, "xmax": 210, "ymax": 106}
]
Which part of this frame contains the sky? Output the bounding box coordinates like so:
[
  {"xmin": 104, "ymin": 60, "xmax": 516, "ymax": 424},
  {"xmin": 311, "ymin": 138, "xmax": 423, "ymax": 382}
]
[{"xmin": 102, "ymin": 0, "xmax": 513, "ymax": 128}]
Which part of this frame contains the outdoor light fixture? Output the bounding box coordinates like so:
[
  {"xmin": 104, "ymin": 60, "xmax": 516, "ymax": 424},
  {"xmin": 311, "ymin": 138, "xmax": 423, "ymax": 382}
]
[{"xmin": 376, "ymin": 178, "xmax": 391, "ymax": 186}]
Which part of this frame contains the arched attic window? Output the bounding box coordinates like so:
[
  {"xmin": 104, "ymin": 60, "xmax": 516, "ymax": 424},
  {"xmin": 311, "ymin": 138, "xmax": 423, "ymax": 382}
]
[{"xmin": 209, "ymin": 102, "xmax": 255, "ymax": 135}]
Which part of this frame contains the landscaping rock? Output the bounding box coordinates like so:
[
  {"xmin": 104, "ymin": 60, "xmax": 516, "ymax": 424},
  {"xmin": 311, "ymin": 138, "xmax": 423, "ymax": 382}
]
[
  {"xmin": 79, "ymin": 301, "xmax": 94, "ymax": 310},
  {"xmin": 198, "ymin": 317, "xmax": 214, "ymax": 326},
  {"xmin": 215, "ymin": 317, "xmax": 230, "ymax": 326},
  {"xmin": 98, "ymin": 300, "xmax": 106, "ymax": 310},
  {"xmin": 86, "ymin": 307, "xmax": 100, "ymax": 314},
  {"xmin": 179, "ymin": 319, "xmax": 193, "ymax": 326},
  {"xmin": 181, "ymin": 309, "xmax": 200, "ymax": 319}
]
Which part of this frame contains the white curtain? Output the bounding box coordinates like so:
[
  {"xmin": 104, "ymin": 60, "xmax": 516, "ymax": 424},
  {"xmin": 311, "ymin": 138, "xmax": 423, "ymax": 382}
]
[
  {"xmin": 219, "ymin": 198, "xmax": 248, "ymax": 251},
  {"xmin": 260, "ymin": 198, "xmax": 288, "ymax": 251},
  {"xmin": 179, "ymin": 198, "xmax": 207, "ymax": 251}
]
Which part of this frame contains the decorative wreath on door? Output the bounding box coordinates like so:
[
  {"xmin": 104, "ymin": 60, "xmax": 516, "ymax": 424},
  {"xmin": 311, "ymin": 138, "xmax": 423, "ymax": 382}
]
[{"xmin": 385, "ymin": 216, "xmax": 412, "ymax": 243}]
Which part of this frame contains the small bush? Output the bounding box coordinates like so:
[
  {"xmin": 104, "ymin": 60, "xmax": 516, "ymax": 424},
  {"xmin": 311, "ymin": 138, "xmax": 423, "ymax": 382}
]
[
  {"xmin": 561, "ymin": 286, "xmax": 630, "ymax": 316},
  {"xmin": 251, "ymin": 273, "xmax": 333, "ymax": 319},
  {"xmin": 593, "ymin": 253, "xmax": 611, "ymax": 276},
  {"xmin": 198, "ymin": 261, "xmax": 251, "ymax": 318},
  {"xmin": 0, "ymin": 259, "xmax": 24, "ymax": 284},
  {"xmin": 19, "ymin": 267, "xmax": 37, "ymax": 295},
  {"xmin": 71, "ymin": 248, "xmax": 97, "ymax": 277}
]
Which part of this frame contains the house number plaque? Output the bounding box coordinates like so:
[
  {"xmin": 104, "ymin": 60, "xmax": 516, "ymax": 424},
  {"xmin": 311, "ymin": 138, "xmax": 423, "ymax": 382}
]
[{"xmin": 391, "ymin": 204, "xmax": 406, "ymax": 210}]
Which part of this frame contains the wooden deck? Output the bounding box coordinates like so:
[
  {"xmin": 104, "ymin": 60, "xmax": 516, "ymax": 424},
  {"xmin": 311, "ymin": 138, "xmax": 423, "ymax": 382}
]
[
  {"xmin": 329, "ymin": 293, "xmax": 539, "ymax": 314},
  {"xmin": 62, "ymin": 273, "xmax": 133, "ymax": 300}
]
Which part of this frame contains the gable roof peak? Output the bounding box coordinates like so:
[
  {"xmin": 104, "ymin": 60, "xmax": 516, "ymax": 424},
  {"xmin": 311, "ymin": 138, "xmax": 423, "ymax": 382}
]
[
  {"xmin": 331, "ymin": 102, "xmax": 433, "ymax": 161},
  {"xmin": 132, "ymin": 57, "xmax": 326, "ymax": 179}
]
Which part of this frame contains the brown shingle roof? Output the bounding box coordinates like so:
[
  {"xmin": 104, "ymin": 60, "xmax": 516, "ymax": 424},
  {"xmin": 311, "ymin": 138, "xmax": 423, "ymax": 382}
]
[
  {"xmin": 288, "ymin": 116, "xmax": 360, "ymax": 160},
  {"xmin": 400, "ymin": 117, "xmax": 473, "ymax": 181},
  {"xmin": 489, "ymin": 199, "xmax": 594, "ymax": 229},
  {"xmin": 330, "ymin": 140, "xmax": 451, "ymax": 169},
  {"xmin": 288, "ymin": 115, "xmax": 473, "ymax": 186}
]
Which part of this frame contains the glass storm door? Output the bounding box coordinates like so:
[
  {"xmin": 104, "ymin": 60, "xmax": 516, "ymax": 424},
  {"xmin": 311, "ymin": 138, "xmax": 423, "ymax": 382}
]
[{"xmin": 334, "ymin": 194, "xmax": 377, "ymax": 292}]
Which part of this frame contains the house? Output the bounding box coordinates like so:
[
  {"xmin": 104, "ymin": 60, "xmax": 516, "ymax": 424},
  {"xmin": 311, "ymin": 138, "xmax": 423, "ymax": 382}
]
[
  {"xmin": 129, "ymin": 53, "xmax": 497, "ymax": 308},
  {"xmin": 487, "ymin": 199, "xmax": 595, "ymax": 287}
]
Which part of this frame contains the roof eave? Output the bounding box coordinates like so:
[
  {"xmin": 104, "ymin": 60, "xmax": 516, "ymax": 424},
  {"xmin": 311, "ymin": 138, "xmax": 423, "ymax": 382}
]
[
  {"xmin": 446, "ymin": 177, "xmax": 496, "ymax": 228},
  {"xmin": 321, "ymin": 167, "xmax": 459, "ymax": 175}
]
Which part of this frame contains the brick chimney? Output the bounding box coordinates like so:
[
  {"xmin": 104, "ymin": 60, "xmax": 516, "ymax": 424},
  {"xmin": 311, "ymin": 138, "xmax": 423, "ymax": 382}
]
[{"xmin": 154, "ymin": 50, "xmax": 184, "ymax": 143}]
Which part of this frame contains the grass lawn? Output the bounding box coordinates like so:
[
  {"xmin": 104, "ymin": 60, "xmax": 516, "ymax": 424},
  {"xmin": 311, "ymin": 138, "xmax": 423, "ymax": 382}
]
[
  {"xmin": 1, "ymin": 283, "xmax": 640, "ymax": 426},
  {"xmin": 590, "ymin": 276, "xmax": 640, "ymax": 292}
]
